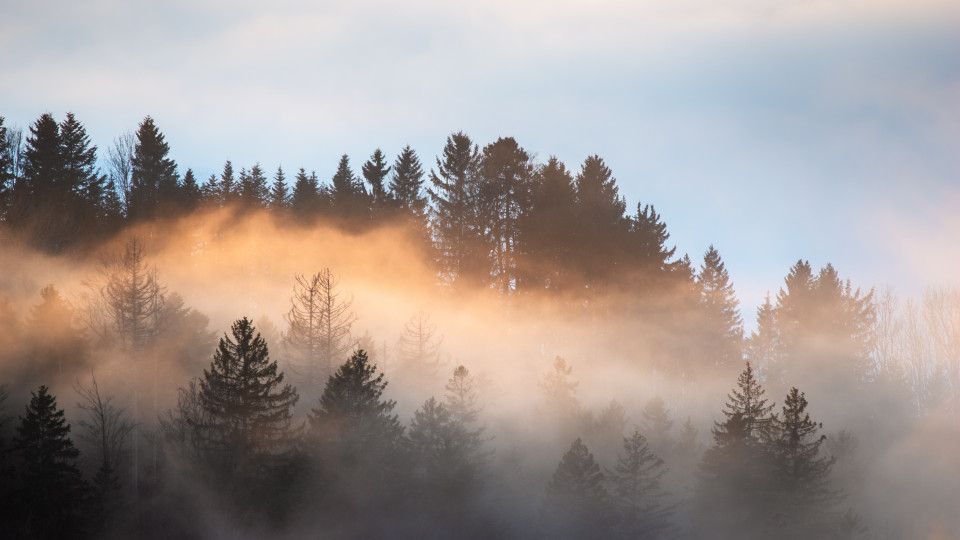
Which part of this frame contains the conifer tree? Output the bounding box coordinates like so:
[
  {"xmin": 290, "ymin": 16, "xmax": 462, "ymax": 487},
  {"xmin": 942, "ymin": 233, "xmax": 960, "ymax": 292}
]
[
  {"xmin": 696, "ymin": 245, "xmax": 744, "ymax": 372},
  {"xmin": 269, "ymin": 166, "xmax": 290, "ymax": 211},
  {"xmin": 239, "ymin": 163, "xmax": 269, "ymax": 209},
  {"xmin": 539, "ymin": 356, "xmax": 582, "ymax": 419},
  {"xmin": 395, "ymin": 311, "xmax": 444, "ymax": 387},
  {"xmin": 60, "ymin": 112, "xmax": 111, "ymax": 241},
  {"xmin": 218, "ymin": 160, "xmax": 236, "ymax": 207},
  {"xmin": 608, "ymin": 430, "xmax": 675, "ymax": 539},
  {"xmin": 198, "ymin": 318, "xmax": 299, "ymax": 478},
  {"xmin": 477, "ymin": 137, "xmax": 532, "ymax": 293},
  {"xmin": 23, "ymin": 285, "xmax": 89, "ymax": 380},
  {"xmin": 309, "ymin": 349, "xmax": 405, "ymax": 500},
  {"xmin": 291, "ymin": 167, "xmax": 321, "ymax": 217},
  {"xmin": 10, "ymin": 113, "xmax": 64, "ymax": 250},
  {"xmin": 518, "ymin": 156, "xmax": 579, "ymax": 292},
  {"xmin": 0, "ymin": 117, "xmax": 14, "ymax": 214},
  {"xmin": 179, "ymin": 168, "xmax": 202, "ymax": 211},
  {"xmin": 541, "ymin": 438, "xmax": 612, "ymax": 539},
  {"xmin": 388, "ymin": 145, "xmax": 427, "ymax": 218},
  {"xmin": 128, "ymin": 116, "xmax": 178, "ymax": 221},
  {"xmin": 362, "ymin": 148, "xmax": 391, "ymax": 214},
  {"xmin": 408, "ymin": 397, "xmax": 479, "ymax": 501},
  {"xmin": 572, "ymin": 155, "xmax": 628, "ymax": 290},
  {"xmin": 641, "ymin": 395, "xmax": 674, "ymax": 458},
  {"xmin": 428, "ymin": 132, "xmax": 486, "ymax": 287},
  {"xmin": 13, "ymin": 386, "xmax": 88, "ymax": 539},
  {"xmin": 330, "ymin": 154, "xmax": 368, "ymax": 221},
  {"xmin": 695, "ymin": 363, "xmax": 776, "ymax": 539},
  {"xmin": 282, "ymin": 269, "xmax": 357, "ymax": 391},
  {"xmin": 767, "ymin": 387, "xmax": 839, "ymax": 538},
  {"xmin": 443, "ymin": 365, "xmax": 488, "ymax": 468}
]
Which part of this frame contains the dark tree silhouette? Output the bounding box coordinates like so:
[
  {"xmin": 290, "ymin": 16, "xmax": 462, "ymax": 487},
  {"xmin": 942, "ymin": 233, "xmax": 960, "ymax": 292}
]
[
  {"xmin": 128, "ymin": 116, "xmax": 177, "ymax": 221},
  {"xmin": 198, "ymin": 317, "xmax": 299, "ymax": 479},
  {"xmin": 696, "ymin": 245, "xmax": 744, "ymax": 372},
  {"xmin": 268, "ymin": 165, "xmax": 290, "ymax": 211},
  {"xmin": 362, "ymin": 148, "xmax": 391, "ymax": 214},
  {"xmin": 608, "ymin": 429, "xmax": 675, "ymax": 539},
  {"xmin": 12, "ymin": 386, "xmax": 88, "ymax": 539},
  {"xmin": 541, "ymin": 438, "xmax": 612, "ymax": 539}
]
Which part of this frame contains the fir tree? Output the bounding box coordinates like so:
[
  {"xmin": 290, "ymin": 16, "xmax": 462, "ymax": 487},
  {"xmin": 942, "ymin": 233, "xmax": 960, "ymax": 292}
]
[
  {"xmin": 696, "ymin": 245, "xmax": 744, "ymax": 372},
  {"xmin": 428, "ymin": 132, "xmax": 485, "ymax": 288},
  {"xmin": 361, "ymin": 148, "xmax": 391, "ymax": 214},
  {"xmin": 218, "ymin": 160, "xmax": 236, "ymax": 206},
  {"xmin": 269, "ymin": 165, "xmax": 290, "ymax": 211},
  {"xmin": 0, "ymin": 117, "xmax": 14, "ymax": 214},
  {"xmin": 13, "ymin": 386, "xmax": 88, "ymax": 539},
  {"xmin": 198, "ymin": 317, "xmax": 299, "ymax": 477},
  {"xmin": 395, "ymin": 311, "xmax": 444, "ymax": 388},
  {"xmin": 179, "ymin": 168, "xmax": 202, "ymax": 211},
  {"xmin": 767, "ymin": 387, "xmax": 839, "ymax": 538},
  {"xmin": 330, "ymin": 154, "xmax": 368, "ymax": 221},
  {"xmin": 291, "ymin": 167, "xmax": 321, "ymax": 218},
  {"xmin": 518, "ymin": 156, "xmax": 579, "ymax": 292},
  {"xmin": 541, "ymin": 438, "xmax": 612, "ymax": 539},
  {"xmin": 572, "ymin": 155, "xmax": 629, "ymax": 290},
  {"xmin": 388, "ymin": 145, "xmax": 427, "ymax": 218},
  {"xmin": 608, "ymin": 429, "xmax": 675, "ymax": 539},
  {"xmin": 128, "ymin": 116, "xmax": 178, "ymax": 221},
  {"xmin": 641, "ymin": 395, "xmax": 674, "ymax": 458},
  {"xmin": 239, "ymin": 163, "xmax": 269, "ymax": 209},
  {"xmin": 408, "ymin": 397, "xmax": 479, "ymax": 501}
]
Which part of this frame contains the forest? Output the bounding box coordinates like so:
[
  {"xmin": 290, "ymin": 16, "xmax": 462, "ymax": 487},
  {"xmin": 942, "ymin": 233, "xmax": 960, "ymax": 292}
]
[{"xmin": 0, "ymin": 112, "xmax": 958, "ymax": 539}]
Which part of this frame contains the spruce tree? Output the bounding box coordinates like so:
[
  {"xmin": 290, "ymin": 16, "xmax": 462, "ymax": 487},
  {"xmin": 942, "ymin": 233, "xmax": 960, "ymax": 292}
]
[
  {"xmin": 388, "ymin": 145, "xmax": 427, "ymax": 218},
  {"xmin": 0, "ymin": 117, "xmax": 14, "ymax": 214},
  {"xmin": 238, "ymin": 163, "xmax": 269, "ymax": 209},
  {"xmin": 408, "ymin": 397, "xmax": 478, "ymax": 500},
  {"xmin": 572, "ymin": 155, "xmax": 628, "ymax": 290},
  {"xmin": 518, "ymin": 156, "xmax": 579, "ymax": 292},
  {"xmin": 695, "ymin": 363, "xmax": 776, "ymax": 538},
  {"xmin": 609, "ymin": 430, "xmax": 675, "ymax": 539},
  {"xmin": 361, "ymin": 148, "xmax": 391, "ymax": 214},
  {"xmin": 640, "ymin": 395, "xmax": 674, "ymax": 458},
  {"xmin": 59, "ymin": 112, "xmax": 110, "ymax": 242},
  {"xmin": 541, "ymin": 438, "xmax": 612, "ymax": 539},
  {"xmin": 767, "ymin": 387, "xmax": 839, "ymax": 538},
  {"xmin": 11, "ymin": 113, "xmax": 64, "ymax": 250},
  {"xmin": 428, "ymin": 132, "xmax": 485, "ymax": 288},
  {"xmin": 291, "ymin": 167, "xmax": 320, "ymax": 217},
  {"xmin": 218, "ymin": 160, "xmax": 236, "ymax": 206},
  {"xmin": 268, "ymin": 166, "xmax": 290, "ymax": 211},
  {"xmin": 179, "ymin": 168, "xmax": 202, "ymax": 211},
  {"xmin": 477, "ymin": 136, "xmax": 532, "ymax": 293},
  {"xmin": 330, "ymin": 154, "xmax": 368, "ymax": 221},
  {"xmin": 13, "ymin": 386, "xmax": 88, "ymax": 539},
  {"xmin": 198, "ymin": 317, "xmax": 299, "ymax": 477},
  {"xmin": 128, "ymin": 116, "xmax": 178, "ymax": 221},
  {"xmin": 696, "ymin": 245, "xmax": 744, "ymax": 372},
  {"xmin": 395, "ymin": 311, "xmax": 444, "ymax": 388}
]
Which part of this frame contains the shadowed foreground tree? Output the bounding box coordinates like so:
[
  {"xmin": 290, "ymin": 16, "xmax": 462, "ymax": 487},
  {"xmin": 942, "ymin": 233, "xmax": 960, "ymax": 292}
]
[
  {"xmin": 12, "ymin": 386, "xmax": 89, "ymax": 539},
  {"xmin": 198, "ymin": 318, "xmax": 299, "ymax": 485},
  {"xmin": 608, "ymin": 429, "xmax": 675, "ymax": 540},
  {"xmin": 308, "ymin": 350, "xmax": 406, "ymax": 514},
  {"xmin": 541, "ymin": 438, "xmax": 612, "ymax": 539}
]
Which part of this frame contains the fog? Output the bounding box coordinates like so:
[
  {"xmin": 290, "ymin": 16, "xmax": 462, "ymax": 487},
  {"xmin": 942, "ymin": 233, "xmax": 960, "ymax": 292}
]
[{"xmin": 0, "ymin": 208, "xmax": 957, "ymax": 539}]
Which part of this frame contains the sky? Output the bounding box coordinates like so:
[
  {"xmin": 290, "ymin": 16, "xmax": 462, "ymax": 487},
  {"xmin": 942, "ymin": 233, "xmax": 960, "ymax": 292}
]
[{"xmin": 2, "ymin": 0, "xmax": 958, "ymax": 323}]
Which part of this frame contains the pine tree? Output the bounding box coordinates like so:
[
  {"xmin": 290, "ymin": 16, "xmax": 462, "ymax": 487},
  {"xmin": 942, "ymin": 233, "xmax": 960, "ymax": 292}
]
[
  {"xmin": 330, "ymin": 154, "xmax": 369, "ymax": 221},
  {"xmin": 128, "ymin": 116, "xmax": 178, "ymax": 221},
  {"xmin": 59, "ymin": 112, "xmax": 111, "ymax": 243},
  {"xmin": 395, "ymin": 311, "xmax": 444, "ymax": 387},
  {"xmin": 696, "ymin": 245, "xmax": 744, "ymax": 372},
  {"xmin": 309, "ymin": 350, "xmax": 405, "ymax": 500},
  {"xmin": 362, "ymin": 148, "xmax": 391, "ymax": 215},
  {"xmin": 218, "ymin": 160, "xmax": 236, "ymax": 207},
  {"xmin": 269, "ymin": 165, "xmax": 290, "ymax": 211},
  {"xmin": 10, "ymin": 113, "xmax": 64, "ymax": 250},
  {"xmin": 695, "ymin": 363, "xmax": 776, "ymax": 539},
  {"xmin": 767, "ymin": 387, "xmax": 839, "ymax": 538},
  {"xmin": 572, "ymin": 155, "xmax": 628, "ymax": 291},
  {"xmin": 22, "ymin": 285, "xmax": 89, "ymax": 380},
  {"xmin": 179, "ymin": 168, "xmax": 202, "ymax": 211},
  {"xmin": 541, "ymin": 438, "xmax": 612, "ymax": 539},
  {"xmin": 746, "ymin": 294, "xmax": 781, "ymax": 383},
  {"xmin": 608, "ymin": 430, "xmax": 675, "ymax": 539},
  {"xmin": 518, "ymin": 156, "xmax": 579, "ymax": 292},
  {"xmin": 408, "ymin": 397, "xmax": 479, "ymax": 501},
  {"xmin": 443, "ymin": 365, "xmax": 488, "ymax": 469},
  {"xmin": 641, "ymin": 395, "xmax": 674, "ymax": 458},
  {"xmin": 0, "ymin": 117, "xmax": 14, "ymax": 215},
  {"xmin": 539, "ymin": 356, "xmax": 582, "ymax": 419},
  {"xmin": 291, "ymin": 167, "xmax": 321, "ymax": 217},
  {"xmin": 198, "ymin": 317, "xmax": 299, "ymax": 478},
  {"xmin": 282, "ymin": 269, "xmax": 357, "ymax": 392},
  {"xmin": 388, "ymin": 145, "xmax": 427, "ymax": 220},
  {"xmin": 477, "ymin": 137, "xmax": 532, "ymax": 293},
  {"xmin": 238, "ymin": 163, "xmax": 269, "ymax": 209},
  {"xmin": 428, "ymin": 132, "xmax": 485, "ymax": 288},
  {"xmin": 13, "ymin": 386, "xmax": 88, "ymax": 539}
]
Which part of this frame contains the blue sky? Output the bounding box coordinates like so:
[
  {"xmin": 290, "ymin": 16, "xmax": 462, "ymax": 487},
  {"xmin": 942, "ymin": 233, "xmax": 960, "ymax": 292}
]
[{"xmin": 2, "ymin": 0, "xmax": 958, "ymax": 322}]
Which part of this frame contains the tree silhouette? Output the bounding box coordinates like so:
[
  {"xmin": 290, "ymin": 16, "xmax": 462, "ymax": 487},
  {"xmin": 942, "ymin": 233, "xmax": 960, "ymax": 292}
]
[{"xmin": 541, "ymin": 438, "xmax": 612, "ymax": 539}]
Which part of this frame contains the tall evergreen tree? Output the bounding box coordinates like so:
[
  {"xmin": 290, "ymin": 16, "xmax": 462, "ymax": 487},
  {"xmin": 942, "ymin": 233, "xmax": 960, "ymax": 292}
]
[
  {"xmin": 695, "ymin": 363, "xmax": 776, "ymax": 539},
  {"xmin": 128, "ymin": 116, "xmax": 178, "ymax": 221},
  {"xmin": 330, "ymin": 154, "xmax": 369, "ymax": 221},
  {"xmin": 518, "ymin": 156, "xmax": 579, "ymax": 292},
  {"xmin": 10, "ymin": 113, "xmax": 65, "ymax": 250},
  {"xmin": 198, "ymin": 317, "xmax": 299, "ymax": 479},
  {"xmin": 696, "ymin": 245, "xmax": 744, "ymax": 372},
  {"xmin": 218, "ymin": 160, "xmax": 236, "ymax": 207},
  {"xmin": 238, "ymin": 163, "xmax": 269, "ymax": 209},
  {"xmin": 388, "ymin": 145, "xmax": 427, "ymax": 219},
  {"xmin": 608, "ymin": 430, "xmax": 675, "ymax": 540},
  {"xmin": 59, "ymin": 112, "xmax": 111, "ymax": 241},
  {"xmin": 12, "ymin": 386, "xmax": 88, "ymax": 539},
  {"xmin": 0, "ymin": 117, "xmax": 15, "ymax": 216},
  {"xmin": 362, "ymin": 148, "xmax": 391, "ymax": 215},
  {"xmin": 477, "ymin": 137, "xmax": 532, "ymax": 293},
  {"xmin": 640, "ymin": 395, "xmax": 674, "ymax": 458},
  {"xmin": 291, "ymin": 167, "xmax": 321, "ymax": 217},
  {"xmin": 541, "ymin": 438, "xmax": 612, "ymax": 539},
  {"xmin": 766, "ymin": 387, "xmax": 839, "ymax": 538},
  {"xmin": 572, "ymin": 155, "xmax": 628, "ymax": 291},
  {"xmin": 179, "ymin": 168, "xmax": 202, "ymax": 211},
  {"xmin": 268, "ymin": 166, "xmax": 290, "ymax": 211},
  {"xmin": 428, "ymin": 132, "xmax": 486, "ymax": 288},
  {"xmin": 408, "ymin": 397, "xmax": 480, "ymax": 504}
]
